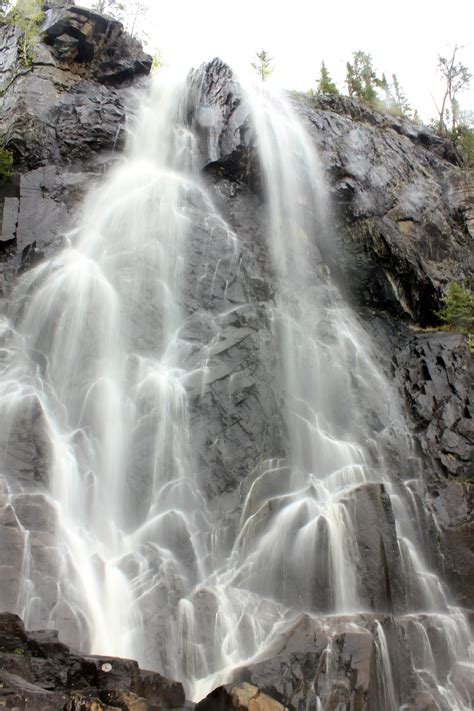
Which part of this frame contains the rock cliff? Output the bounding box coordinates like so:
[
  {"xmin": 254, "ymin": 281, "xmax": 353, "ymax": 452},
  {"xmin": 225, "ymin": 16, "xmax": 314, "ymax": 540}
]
[{"xmin": 0, "ymin": 9, "xmax": 472, "ymax": 711}]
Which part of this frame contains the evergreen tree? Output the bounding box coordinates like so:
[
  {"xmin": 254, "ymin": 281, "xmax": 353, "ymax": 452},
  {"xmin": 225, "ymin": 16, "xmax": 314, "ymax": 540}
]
[
  {"xmin": 251, "ymin": 50, "xmax": 274, "ymax": 82},
  {"xmin": 316, "ymin": 61, "xmax": 338, "ymax": 95},
  {"xmin": 345, "ymin": 61, "xmax": 362, "ymax": 97},
  {"xmin": 345, "ymin": 52, "xmax": 379, "ymax": 105},
  {"xmin": 8, "ymin": 0, "xmax": 44, "ymax": 66},
  {"xmin": 436, "ymin": 282, "xmax": 474, "ymax": 334}
]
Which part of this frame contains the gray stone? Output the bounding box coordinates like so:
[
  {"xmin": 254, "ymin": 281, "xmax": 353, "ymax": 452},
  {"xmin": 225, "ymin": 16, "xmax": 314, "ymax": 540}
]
[{"xmin": 1, "ymin": 198, "xmax": 19, "ymax": 244}]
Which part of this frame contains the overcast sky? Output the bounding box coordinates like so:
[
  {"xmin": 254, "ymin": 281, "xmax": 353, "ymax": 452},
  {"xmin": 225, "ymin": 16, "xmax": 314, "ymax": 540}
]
[{"xmin": 82, "ymin": 0, "xmax": 473, "ymax": 122}]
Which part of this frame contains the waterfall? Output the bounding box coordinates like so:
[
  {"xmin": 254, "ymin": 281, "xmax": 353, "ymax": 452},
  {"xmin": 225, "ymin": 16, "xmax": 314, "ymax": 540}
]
[{"xmin": 0, "ymin": 65, "xmax": 472, "ymax": 708}]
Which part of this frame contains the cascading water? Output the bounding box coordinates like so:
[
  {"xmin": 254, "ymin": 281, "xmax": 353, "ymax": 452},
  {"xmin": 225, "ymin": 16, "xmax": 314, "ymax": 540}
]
[{"xmin": 0, "ymin": 63, "xmax": 472, "ymax": 709}]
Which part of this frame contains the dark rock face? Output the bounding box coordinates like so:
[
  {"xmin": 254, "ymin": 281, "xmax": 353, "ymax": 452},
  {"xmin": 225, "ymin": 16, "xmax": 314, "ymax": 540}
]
[
  {"xmin": 188, "ymin": 59, "xmax": 259, "ymax": 188},
  {"xmin": 395, "ymin": 331, "xmax": 473, "ymax": 479},
  {"xmin": 41, "ymin": 5, "xmax": 152, "ymax": 83},
  {"xmin": 0, "ymin": 3, "xmax": 151, "ymax": 282},
  {"xmin": 430, "ymin": 481, "xmax": 474, "ymax": 608},
  {"xmin": 349, "ymin": 483, "xmax": 405, "ymax": 613},
  {"xmin": 230, "ymin": 615, "xmax": 381, "ymax": 711},
  {"xmin": 300, "ymin": 94, "xmax": 473, "ymax": 326},
  {"xmin": 0, "ymin": 613, "xmax": 185, "ymax": 710}
]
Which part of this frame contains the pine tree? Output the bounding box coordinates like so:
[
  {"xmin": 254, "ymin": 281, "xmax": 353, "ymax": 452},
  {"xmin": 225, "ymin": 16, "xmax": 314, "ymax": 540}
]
[
  {"xmin": 251, "ymin": 50, "xmax": 274, "ymax": 82},
  {"xmin": 436, "ymin": 282, "xmax": 474, "ymax": 334},
  {"xmin": 345, "ymin": 61, "xmax": 361, "ymax": 97},
  {"xmin": 346, "ymin": 52, "xmax": 379, "ymax": 105},
  {"xmin": 316, "ymin": 61, "xmax": 338, "ymax": 95}
]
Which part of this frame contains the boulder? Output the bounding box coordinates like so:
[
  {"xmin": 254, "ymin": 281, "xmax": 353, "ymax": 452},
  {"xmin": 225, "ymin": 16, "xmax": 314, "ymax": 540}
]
[{"xmin": 0, "ymin": 612, "xmax": 185, "ymax": 710}]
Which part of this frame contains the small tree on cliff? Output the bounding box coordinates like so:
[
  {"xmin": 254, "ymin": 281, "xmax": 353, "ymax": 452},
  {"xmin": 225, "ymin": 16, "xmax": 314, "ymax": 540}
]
[
  {"xmin": 435, "ymin": 282, "xmax": 474, "ymax": 335},
  {"xmin": 345, "ymin": 51, "xmax": 379, "ymax": 105},
  {"xmin": 316, "ymin": 61, "xmax": 338, "ymax": 95},
  {"xmin": 8, "ymin": 0, "xmax": 44, "ymax": 66},
  {"xmin": 0, "ymin": 147, "xmax": 14, "ymax": 183},
  {"xmin": 251, "ymin": 50, "xmax": 274, "ymax": 82},
  {"xmin": 437, "ymin": 45, "xmax": 471, "ymax": 134},
  {"xmin": 390, "ymin": 73, "xmax": 412, "ymax": 117}
]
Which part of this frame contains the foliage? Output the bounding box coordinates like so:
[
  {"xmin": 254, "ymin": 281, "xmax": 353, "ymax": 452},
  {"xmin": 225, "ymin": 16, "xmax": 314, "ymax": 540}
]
[
  {"xmin": 390, "ymin": 73, "xmax": 412, "ymax": 117},
  {"xmin": 7, "ymin": 0, "xmax": 44, "ymax": 66},
  {"xmin": 316, "ymin": 61, "xmax": 338, "ymax": 95},
  {"xmin": 456, "ymin": 124, "xmax": 474, "ymax": 171},
  {"xmin": 345, "ymin": 51, "xmax": 379, "ymax": 105},
  {"xmin": 0, "ymin": 146, "xmax": 14, "ymax": 183},
  {"xmin": 151, "ymin": 48, "xmax": 165, "ymax": 73},
  {"xmin": 251, "ymin": 49, "xmax": 274, "ymax": 82},
  {"xmin": 93, "ymin": 0, "xmax": 148, "ymax": 41},
  {"xmin": 436, "ymin": 45, "xmax": 471, "ymax": 134},
  {"xmin": 435, "ymin": 282, "xmax": 474, "ymax": 334}
]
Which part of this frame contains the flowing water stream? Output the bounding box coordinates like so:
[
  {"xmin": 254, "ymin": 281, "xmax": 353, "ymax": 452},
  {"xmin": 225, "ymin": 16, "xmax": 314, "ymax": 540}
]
[{"xmin": 0, "ymin": 66, "xmax": 472, "ymax": 708}]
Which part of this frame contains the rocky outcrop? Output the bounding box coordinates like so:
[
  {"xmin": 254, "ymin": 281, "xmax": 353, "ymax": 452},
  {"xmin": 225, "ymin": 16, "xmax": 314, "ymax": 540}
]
[
  {"xmin": 395, "ymin": 331, "xmax": 473, "ymax": 479},
  {"xmin": 0, "ymin": 3, "xmax": 151, "ymax": 277},
  {"xmin": 0, "ymin": 612, "xmax": 185, "ymax": 710},
  {"xmin": 41, "ymin": 5, "xmax": 152, "ymax": 83},
  {"xmin": 232, "ymin": 615, "xmax": 381, "ymax": 711},
  {"xmin": 188, "ymin": 65, "xmax": 472, "ymax": 326}
]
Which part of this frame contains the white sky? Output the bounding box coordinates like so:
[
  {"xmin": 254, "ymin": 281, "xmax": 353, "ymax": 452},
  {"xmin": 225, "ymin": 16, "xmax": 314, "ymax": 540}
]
[{"xmin": 81, "ymin": 0, "xmax": 473, "ymax": 122}]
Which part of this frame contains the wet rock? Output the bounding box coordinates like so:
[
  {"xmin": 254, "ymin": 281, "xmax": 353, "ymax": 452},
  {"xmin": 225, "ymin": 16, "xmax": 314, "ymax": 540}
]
[
  {"xmin": 234, "ymin": 615, "xmax": 381, "ymax": 711},
  {"xmin": 195, "ymin": 683, "xmax": 286, "ymax": 711},
  {"xmin": 188, "ymin": 62, "xmax": 472, "ymax": 324},
  {"xmin": 348, "ymin": 483, "xmax": 405, "ymax": 612},
  {"xmin": 430, "ymin": 481, "xmax": 474, "ymax": 607},
  {"xmin": 395, "ymin": 331, "xmax": 473, "ymax": 479},
  {"xmin": 188, "ymin": 59, "xmax": 258, "ymax": 188},
  {"xmin": 301, "ymin": 95, "xmax": 472, "ymax": 324}
]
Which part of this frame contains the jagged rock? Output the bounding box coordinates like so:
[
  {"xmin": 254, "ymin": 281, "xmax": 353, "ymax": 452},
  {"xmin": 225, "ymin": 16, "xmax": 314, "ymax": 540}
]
[
  {"xmin": 42, "ymin": 5, "xmax": 152, "ymax": 82},
  {"xmin": 0, "ymin": 613, "xmax": 185, "ymax": 710},
  {"xmin": 189, "ymin": 61, "xmax": 472, "ymax": 324},
  {"xmin": 0, "ymin": 4, "xmax": 150, "ymax": 171},
  {"xmin": 232, "ymin": 615, "xmax": 381, "ymax": 711},
  {"xmin": 195, "ymin": 683, "xmax": 286, "ymax": 711},
  {"xmin": 302, "ymin": 94, "xmax": 472, "ymax": 325},
  {"xmin": 395, "ymin": 331, "xmax": 473, "ymax": 479},
  {"xmin": 188, "ymin": 59, "xmax": 258, "ymax": 187}
]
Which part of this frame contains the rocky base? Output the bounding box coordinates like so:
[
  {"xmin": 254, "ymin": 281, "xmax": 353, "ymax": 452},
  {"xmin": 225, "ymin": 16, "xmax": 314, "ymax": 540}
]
[
  {"xmin": 3, "ymin": 612, "xmax": 471, "ymax": 711},
  {"xmin": 0, "ymin": 613, "xmax": 185, "ymax": 710}
]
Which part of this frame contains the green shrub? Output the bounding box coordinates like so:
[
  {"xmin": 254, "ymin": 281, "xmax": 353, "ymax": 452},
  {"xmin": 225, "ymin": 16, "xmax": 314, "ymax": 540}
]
[
  {"xmin": 0, "ymin": 146, "xmax": 13, "ymax": 183},
  {"xmin": 435, "ymin": 282, "xmax": 474, "ymax": 334}
]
